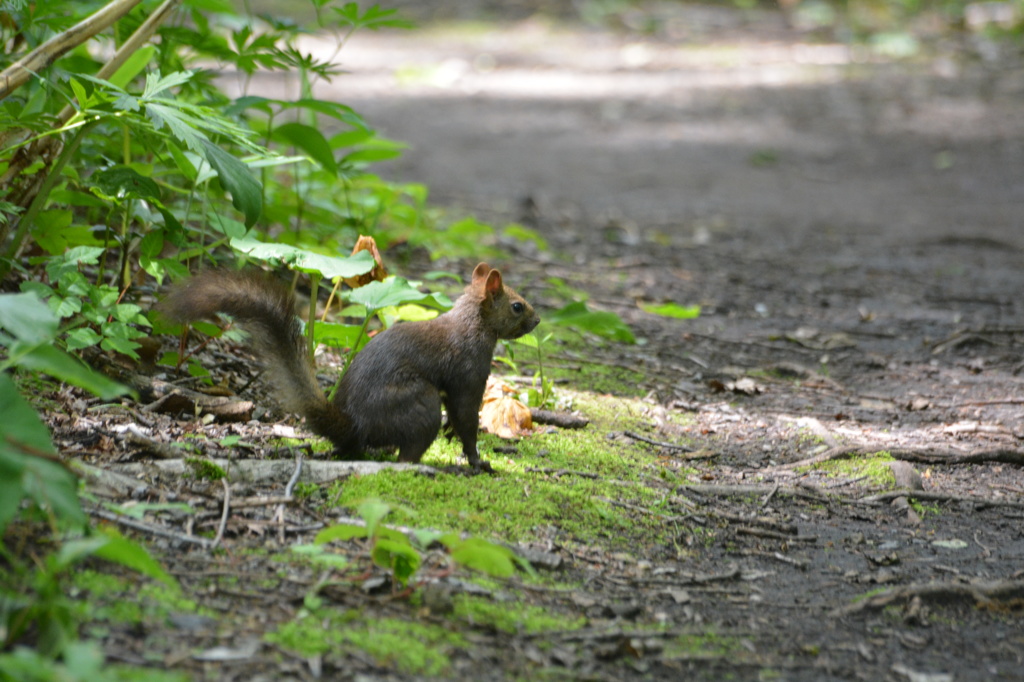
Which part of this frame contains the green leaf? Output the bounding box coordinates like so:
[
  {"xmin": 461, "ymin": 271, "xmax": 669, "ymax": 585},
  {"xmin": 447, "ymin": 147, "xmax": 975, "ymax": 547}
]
[
  {"xmin": 0, "ymin": 291, "xmax": 59, "ymax": 342},
  {"xmin": 547, "ymin": 301, "xmax": 636, "ymax": 343},
  {"xmin": 448, "ymin": 538, "xmax": 518, "ymax": 577},
  {"xmin": 358, "ymin": 497, "xmax": 393, "ymax": 537},
  {"xmin": 291, "ymin": 544, "xmax": 349, "ymax": 569},
  {"xmin": 348, "ymin": 277, "xmax": 428, "ymax": 313},
  {"xmin": 93, "ymin": 165, "xmax": 161, "ymax": 201},
  {"xmin": 13, "ymin": 343, "xmax": 130, "ymax": 400},
  {"xmin": 502, "ymin": 223, "xmax": 548, "ymax": 250},
  {"xmin": 230, "ymin": 236, "xmax": 375, "ymax": 279},
  {"xmin": 315, "ymin": 524, "xmax": 369, "ymax": 544},
  {"xmin": 392, "ymin": 304, "xmax": 438, "ymax": 322},
  {"xmin": 272, "ymin": 122, "xmax": 337, "ymax": 175},
  {"xmin": 313, "ymin": 322, "xmax": 365, "ymax": 350},
  {"xmin": 65, "ymin": 327, "xmax": 102, "ymax": 350},
  {"xmin": 0, "ymin": 373, "xmax": 83, "ymax": 533},
  {"xmin": 91, "ymin": 526, "xmax": 178, "ymax": 587},
  {"xmin": 108, "ymin": 45, "xmax": 156, "ymax": 89},
  {"xmin": 638, "ymin": 301, "xmax": 701, "ymax": 319},
  {"xmin": 513, "ymin": 333, "xmax": 539, "ymax": 350},
  {"xmin": 371, "ymin": 537, "xmax": 421, "ymax": 585},
  {"xmin": 342, "ymin": 147, "xmax": 403, "ymax": 165},
  {"xmin": 201, "ymin": 140, "xmax": 262, "ymax": 227}
]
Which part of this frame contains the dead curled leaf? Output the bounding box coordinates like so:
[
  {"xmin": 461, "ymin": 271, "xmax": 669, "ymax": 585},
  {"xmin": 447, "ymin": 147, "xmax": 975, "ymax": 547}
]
[
  {"xmin": 344, "ymin": 234, "xmax": 388, "ymax": 289},
  {"xmin": 480, "ymin": 377, "xmax": 534, "ymax": 439}
]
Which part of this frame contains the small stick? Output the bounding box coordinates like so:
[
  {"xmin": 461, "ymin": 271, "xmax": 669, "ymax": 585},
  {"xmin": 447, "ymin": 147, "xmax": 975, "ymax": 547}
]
[
  {"xmin": 210, "ymin": 478, "xmax": 231, "ymax": 550},
  {"xmin": 623, "ymin": 430, "xmax": 693, "ymax": 452}
]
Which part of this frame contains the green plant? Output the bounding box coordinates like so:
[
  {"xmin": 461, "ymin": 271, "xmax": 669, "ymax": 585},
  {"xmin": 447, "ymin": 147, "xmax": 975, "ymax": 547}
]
[
  {"xmin": 0, "ymin": 290, "xmax": 175, "ymax": 670},
  {"xmin": 313, "ymin": 498, "xmax": 534, "ymax": 588},
  {"xmin": 508, "ymin": 331, "xmax": 556, "ymax": 408}
]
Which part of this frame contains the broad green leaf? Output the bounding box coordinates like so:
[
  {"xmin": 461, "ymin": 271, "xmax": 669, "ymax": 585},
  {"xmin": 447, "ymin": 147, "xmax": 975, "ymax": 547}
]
[
  {"xmin": 272, "ymin": 122, "xmax": 337, "ymax": 175},
  {"xmin": 358, "ymin": 497, "xmax": 393, "ymax": 537},
  {"xmin": 230, "ymin": 236, "xmax": 375, "ymax": 279},
  {"xmin": 65, "ymin": 327, "xmax": 102, "ymax": 350},
  {"xmin": 342, "ymin": 147, "xmax": 403, "ymax": 165},
  {"xmin": 313, "ymin": 322, "xmax": 365, "ymax": 350},
  {"xmin": 393, "ymin": 304, "xmax": 438, "ymax": 322},
  {"xmin": 371, "ymin": 537, "xmax": 420, "ymax": 585},
  {"xmin": 14, "ymin": 343, "xmax": 130, "ymax": 400},
  {"xmin": 291, "ymin": 544, "xmax": 349, "ymax": 569},
  {"xmin": 348, "ymin": 277, "xmax": 428, "ymax": 313},
  {"xmin": 108, "ymin": 45, "xmax": 156, "ymax": 89},
  {"xmin": 502, "ymin": 223, "xmax": 548, "ymax": 250},
  {"xmin": 93, "ymin": 165, "xmax": 161, "ymax": 201},
  {"xmin": 315, "ymin": 524, "xmax": 369, "ymax": 544},
  {"xmin": 92, "ymin": 526, "xmax": 179, "ymax": 587},
  {"xmin": 201, "ymin": 140, "xmax": 262, "ymax": 226},
  {"xmin": 547, "ymin": 301, "xmax": 636, "ymax": 344},
  {"xmin": 49, "ymin": 189, "xmax": 108, "ymax": 208},
  {"xmin": 330, "ymin": 128, "xmax": 374, "ymax": 148},
  {"xmin": 449, "ymin": 538, "xmax": 517, "ymax": 577},
  {"xmin": 638, "ymin": 301, "xmax": 701, "ymax": 319},
  {"xmin": 0, "ymin": 382, "xmax": 86, "ymax": 530},
  {"xmin": 54, "ymin": 537, "xmax": 111, "ymax": 570},
  {"xmin": 0, "ymin": 291, "xmax": 59, "ymax": 342}
]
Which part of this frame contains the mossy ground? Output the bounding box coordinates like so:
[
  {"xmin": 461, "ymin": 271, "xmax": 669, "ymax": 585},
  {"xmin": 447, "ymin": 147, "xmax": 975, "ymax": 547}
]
[
  {"xmin": 802, "ymin": 451, "xmax": 896, "ymax": 488},
  {"xmin": 325, "ymin": 391, "xmax": 692, "ymax": 548}
]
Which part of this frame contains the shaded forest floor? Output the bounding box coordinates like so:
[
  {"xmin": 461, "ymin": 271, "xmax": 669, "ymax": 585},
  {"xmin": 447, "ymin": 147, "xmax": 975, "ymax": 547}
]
[{"xmin": 54, "ymin": 4, "xmax": 1024, "ymax": 681}]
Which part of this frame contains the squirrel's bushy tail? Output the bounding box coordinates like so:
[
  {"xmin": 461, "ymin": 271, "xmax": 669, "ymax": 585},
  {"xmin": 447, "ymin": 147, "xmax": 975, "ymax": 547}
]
[{"xmin": 160, "ymin": 270, "xmax": 356, "ymax": 450}]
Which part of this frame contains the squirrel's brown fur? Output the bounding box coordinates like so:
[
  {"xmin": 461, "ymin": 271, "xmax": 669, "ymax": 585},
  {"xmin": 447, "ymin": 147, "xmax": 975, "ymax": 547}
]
[{"xmin": 160, "ymin": 263, "xmax": 539, "ymax": 470}]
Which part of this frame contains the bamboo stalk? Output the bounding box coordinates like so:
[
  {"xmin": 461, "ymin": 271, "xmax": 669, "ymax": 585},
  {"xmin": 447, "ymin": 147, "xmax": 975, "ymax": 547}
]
[{"xmin": 0, "ymin": 0, "xmax": 144, "ymax": 100}]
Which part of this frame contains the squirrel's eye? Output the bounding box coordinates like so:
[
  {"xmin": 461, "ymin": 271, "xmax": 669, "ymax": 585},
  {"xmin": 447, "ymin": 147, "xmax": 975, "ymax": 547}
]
[{"xmin": 512, "ymin": 302, "xmax": 524, "ymax": 314}]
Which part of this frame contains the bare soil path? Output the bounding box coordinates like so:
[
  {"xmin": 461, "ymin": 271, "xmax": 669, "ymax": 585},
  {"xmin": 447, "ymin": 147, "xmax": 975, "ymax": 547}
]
[
  {"xmin": 291, "ymin": 6, "xmax": 1024, "ymax": 680},
  {"xmin": 57, "ymin": 5, "xmax": 1024, "ymax": 681}
]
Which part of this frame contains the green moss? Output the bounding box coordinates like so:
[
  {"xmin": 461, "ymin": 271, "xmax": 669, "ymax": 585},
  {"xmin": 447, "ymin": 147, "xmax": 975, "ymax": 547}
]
[
  {"xmin": 267, "ymin": 610, "xmax": 465, "ymax": 676},
  {"xmin": 73, "ymin": 570, "xmax": 207, "ymax": 626},
  {"xmin": 310, "ymin": 392, "xmax": 693, "ymax": 556},
  {"xmin": 452, "ymin": 594, "xmax": 585, "ymax": 634},
  {"xmin": 665, "ymin": 632, "xmax": 747, "ymax": 659},
  {"xmin": 803, "ymin": 451, "xmax": 896, "ymax": 487},
  {"xmin": 183, "ymin": 456, "xmax": 226, "ymax": 481}
]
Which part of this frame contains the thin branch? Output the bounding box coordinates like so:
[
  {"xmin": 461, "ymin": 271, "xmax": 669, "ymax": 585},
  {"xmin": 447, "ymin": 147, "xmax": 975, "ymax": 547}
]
[
  {"xmin": 623, "ymin": 430, "xmax": 694, "ymax": 453},
  {"xmin": 0, "ymin": 0, "xmax": 144, "ymax": 100}
]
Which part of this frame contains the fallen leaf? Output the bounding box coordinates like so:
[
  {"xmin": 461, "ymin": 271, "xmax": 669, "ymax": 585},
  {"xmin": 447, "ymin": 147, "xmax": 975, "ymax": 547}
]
[
  {"xmin": 344, "ymin": 235, "xmax": 388, "ymax": 288},
  {"xmin": 480, "ymin": 377, "xmax": 533, "ymax": 438}
]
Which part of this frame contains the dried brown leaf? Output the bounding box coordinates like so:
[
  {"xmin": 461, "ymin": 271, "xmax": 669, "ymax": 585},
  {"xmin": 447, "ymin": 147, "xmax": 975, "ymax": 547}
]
[{"xmin": 344, "ymin": 235, "xmax": 388, "ymax": 288}]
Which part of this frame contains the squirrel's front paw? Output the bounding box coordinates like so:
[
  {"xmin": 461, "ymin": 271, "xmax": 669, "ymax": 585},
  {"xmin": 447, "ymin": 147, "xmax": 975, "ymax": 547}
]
[{"xmin": 472, "ymin": 459, "xmax": 496, "ymax": 474}]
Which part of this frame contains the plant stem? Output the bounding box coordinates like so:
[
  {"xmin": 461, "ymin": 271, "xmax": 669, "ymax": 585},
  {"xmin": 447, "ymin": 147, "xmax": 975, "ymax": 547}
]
[
  {"xmin": 1, "ymin": 121, "xmax": 92, "ymax": 273},
  {"xmin": 306, "ymin": 272, "xmax": 321, "ymax": 362},
  {"xmin": 329, "ymin": 312, "xmax": 372, "ymax": 400}
]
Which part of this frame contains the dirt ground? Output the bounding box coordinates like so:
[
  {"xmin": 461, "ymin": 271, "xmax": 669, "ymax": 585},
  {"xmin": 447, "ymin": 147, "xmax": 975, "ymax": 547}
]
[
  {"xmin": 50, "ymin": 4, "xmax": 1024, "ymax": 681},
  {"xmin": 291, "ymin": 4, "xmax": 1024, "ymax": 680}
]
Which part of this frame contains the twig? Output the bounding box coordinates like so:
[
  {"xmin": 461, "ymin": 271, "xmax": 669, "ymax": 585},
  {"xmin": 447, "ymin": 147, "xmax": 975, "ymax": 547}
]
[
  {"xmin": 735, "ymin": 526, "xmax": 816, "ymax": 543},
  {"xmin": 526, "ymin": 466, "xmax": 600, "ymax": 479},
  {"xmin": 736, "ymin": 549, "xmax": 810, "ymax": 569},
  {"xmin": 832, "ymin": 579, "xmax": 1024, "ymax": 618},
  {"xmin": 278, "ymin": 454, "xmax": 303, "ymax": 543},
  {"xmin": 860, "ymin": 489, "xmax": 1024, "ymax": 509},
  {"xmin": 210, "ymin": 478, "xmax": 231, "ymax": 550},
  {"xmin": 89, "ymin": 507, "xmax": 212, "ymax": 548},
  {"xmin": 680, "ymin": 483, "xmax": 830, "ymax": 503},
  {"xmin": 623, "ymin": 430, "xmax": 694, "ymax": 453},
  {"xmin": 595, "ymin": 496, "xmax": 691, "ymax": 523}
]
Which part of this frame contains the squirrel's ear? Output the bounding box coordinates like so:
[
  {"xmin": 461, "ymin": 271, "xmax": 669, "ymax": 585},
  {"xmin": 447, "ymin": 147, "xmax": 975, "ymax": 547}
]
[
  {"xmin": 484, "ymin": 269, "xmax": 503, "ymax": 297},
  {"xmin": 471, "ymin": 262, "xmax": 491, "ymax": 285}
]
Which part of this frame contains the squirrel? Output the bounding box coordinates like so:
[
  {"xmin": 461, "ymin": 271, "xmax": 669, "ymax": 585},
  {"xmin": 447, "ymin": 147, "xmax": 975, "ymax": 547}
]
[{"xmin": 159, "ymin": 263, "xmax": 540, "ymax": 471}]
